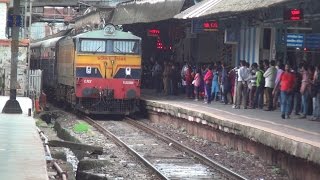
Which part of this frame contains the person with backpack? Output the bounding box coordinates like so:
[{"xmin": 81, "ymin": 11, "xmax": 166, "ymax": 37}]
[
  {"xmin": 254, "ymin": 63, "xmax": 265, "ymax": 109},
  {"xmin": 310, "ymin": 64, "xmax": 320, "ymax": 121},
  {"xmin": 289, "ymin": 65, "xmax": 302, "ymax": 116}
]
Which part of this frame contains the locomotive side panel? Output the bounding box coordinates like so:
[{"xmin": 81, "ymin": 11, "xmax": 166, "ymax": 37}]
[{"xmin": 57, "ymin": 38, "xmax": 75, "ymax": 87}]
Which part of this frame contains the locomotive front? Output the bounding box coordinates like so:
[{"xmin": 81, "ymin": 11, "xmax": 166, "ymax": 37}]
[{"xmin": 68, "ymin": 26, "xmax": 142, "ymax": 114}]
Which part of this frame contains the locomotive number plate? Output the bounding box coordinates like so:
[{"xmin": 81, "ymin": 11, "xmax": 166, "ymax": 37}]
[
  {"xmin": 123, "ymin": 81, "xmax": 134, "ymax": 85},
  {"xmin": 84, "ymin": 79, "xmax": 92, "ymax": 83}
]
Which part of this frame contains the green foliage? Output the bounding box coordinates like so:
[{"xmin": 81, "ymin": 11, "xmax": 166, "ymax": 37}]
[
  {"xmin": 36, "ymin": 119, "xmax": 48, "ymax": 127},
  {"xmin": 73, "ymin": 122, "xmax": 90, "ymax": 134}
]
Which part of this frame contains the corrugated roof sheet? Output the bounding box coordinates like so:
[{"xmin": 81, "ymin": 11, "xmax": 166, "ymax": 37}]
[
  {"xmin": 175, "ymin": 0, "xmax": 290, "ymax": 19},
  {"xmin": 31, "ymin": 37, "xmax": 64, "ymax": 48},
  {"xmin": 75, "ymin": 29, "xmax": 141, "ymax": 40},
  {"xmin": 111, "ymin": 0, "xmax": 186, "ymax": 25}
]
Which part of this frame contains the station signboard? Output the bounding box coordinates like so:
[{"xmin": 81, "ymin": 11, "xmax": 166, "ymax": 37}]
[
  {"xmin": 286, "ymin": 33, "xmax": 320, "ymax": 49},
  {"xmin": 286, "ymin": 33, "xmax": 304, "ymax": 48},
  {"xmin": 305, "ymin": 34, "xmax": 320, "ymax": 49},
  {"xmin": 7, "ymin": 15, "xmax": 22, "ymax": 27}
]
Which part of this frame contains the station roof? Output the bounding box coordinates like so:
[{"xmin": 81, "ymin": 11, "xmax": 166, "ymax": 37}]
[
  {"xmin": 174, "ymin": 0, "xmax": 290, "ymax": 19},
  {"xmin": 111, "ymin": 0, "xmax": 186, "ymax": 25}
]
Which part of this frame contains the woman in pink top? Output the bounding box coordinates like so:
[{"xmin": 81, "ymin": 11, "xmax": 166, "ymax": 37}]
[
  {"xmin": 204, "ymin": 65, "xmax": 213, "ymax": 103},
  {"xmin": 193, "ymin": 67, "xmax": 201, "ymax": 101}
]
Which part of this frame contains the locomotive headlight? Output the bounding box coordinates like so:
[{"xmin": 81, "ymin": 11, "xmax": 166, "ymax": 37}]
[{"xmin": 125, "ymin": 67, "xmax": 131, "ymax": 76}]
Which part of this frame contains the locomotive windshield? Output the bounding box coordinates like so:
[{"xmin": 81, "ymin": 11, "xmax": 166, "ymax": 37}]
[
  {"xmin": 79, "ymin": 39, "xmax": 140, "ymax": 55},
  {"xmin": 80, "ymin": 39, "xmax": 106, "ymax": 53},
  {"xmin": 112, "ymin": 40, "xmax": 139, "ymax": 54}
]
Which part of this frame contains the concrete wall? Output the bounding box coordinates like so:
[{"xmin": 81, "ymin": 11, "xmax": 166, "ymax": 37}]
[{"xmin": 196, "ymin": 33, "xmax": 218, "ymax": 63}]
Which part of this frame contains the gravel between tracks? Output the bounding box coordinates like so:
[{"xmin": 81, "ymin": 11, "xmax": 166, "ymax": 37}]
[
  {"xmin": 99, "ymin": 120, "xmax": 230, "ymax": 179},
  {"xmin": 55, "ymin": 112, "xmax": 160, "ymax": 180},
  {"xmin": 143, "ymin": 119, "xmax": 289, "ymax": 180}
]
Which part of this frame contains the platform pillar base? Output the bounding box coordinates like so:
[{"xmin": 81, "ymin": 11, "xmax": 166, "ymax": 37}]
[{"xmin": 2, "ymin": 99, "xmax": 22, "ymax": 114}]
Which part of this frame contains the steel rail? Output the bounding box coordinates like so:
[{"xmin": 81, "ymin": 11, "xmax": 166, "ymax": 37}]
[
  {"xmin": 82, "ymin": 116, "xmax": 170, "ymax": 180},
  {"xmin": 37, "ymin": 127, "xmax": 67, "ymax": 180},
  {"xmin": 125, "ymin": 117, "xmax": 248, "ymax": 180},
  {"xmin": 53, "ymin": 161, "xmax": 68, "ymax": 180}
]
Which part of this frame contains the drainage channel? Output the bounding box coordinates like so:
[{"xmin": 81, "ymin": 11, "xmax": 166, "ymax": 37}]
[{"xmin": 83, "ymin": 116, "xmax": 246, "ymax": 180}]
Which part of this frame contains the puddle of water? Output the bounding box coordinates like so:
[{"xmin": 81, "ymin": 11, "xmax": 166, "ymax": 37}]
[
  {"xmin": 155, "ymin": 163, "xmax": 214, "ymax": 179},
  {"xmin": 64, "ymin": 148, "xmax": 79, "ymax": 172}
]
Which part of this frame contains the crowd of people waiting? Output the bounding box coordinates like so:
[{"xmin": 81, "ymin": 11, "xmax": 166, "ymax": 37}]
[{"xmin": 144, "ymin": 59, "xmax": 320, "ymax": 121}]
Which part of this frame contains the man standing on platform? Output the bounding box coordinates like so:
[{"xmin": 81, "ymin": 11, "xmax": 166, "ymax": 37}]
[
  {"xmin": 234, "ymin": 60, "xmax": 250, "ymax": 109},
  {"xmin": 300, "ymin": 64, "xmax": 311, "ymax": 119},
  {"xmin": 310, "ymin": 64, "xmax": 320, "ymax": 121},
  {"xmin": 163, "ymin": 61, "xmax": 170, "ymax": 96},
  {"xmin": 152, "ymin": 61, "xmax": 162, "ymax": 94},
  {"xmin": 275, "ymin": 64, "xmax": 295, "ymax": 119},
  {"xmin": 254, "ymin": 63, "xmax": 265, "ymax": 109},
  {"xmin": 263, "ymin": 60, "xmax": 277, "ymax": 111},
  {"xmin": 273, "ymin": 62, "xmax": 284, "ymax": 110},
  {"xmin": 248, "ymin": 63, "xmax": 258, "ymax": 109}
]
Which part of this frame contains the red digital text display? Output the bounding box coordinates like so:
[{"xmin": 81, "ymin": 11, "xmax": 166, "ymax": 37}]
[
  {"xmin": 203, "ymin": 21, "xmax": 219, "ymax": 31},
  {"xmin": 290, "ymin": 9, "xmax": 302, "ymax": 20},
  {"xmin": 148, "ymin": 29, "xmax": 160, "ymax": 37},
  {"xmin": 284, "ymin": 9, "xmax": 303, "ymax": 21}
]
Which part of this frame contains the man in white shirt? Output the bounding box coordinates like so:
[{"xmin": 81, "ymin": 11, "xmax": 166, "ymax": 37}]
[
  {"xmin": 234, "ymin": 60, "xmax": 250, "ymax": 109},
  {"xmin": 263, "ymin": 60, "xmax": 277, "ymax": 111}
]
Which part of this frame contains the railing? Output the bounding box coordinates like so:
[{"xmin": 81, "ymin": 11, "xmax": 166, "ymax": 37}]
[{"xmin": 28, "ymin": 69, "xmax": 42, "ymax": 98}]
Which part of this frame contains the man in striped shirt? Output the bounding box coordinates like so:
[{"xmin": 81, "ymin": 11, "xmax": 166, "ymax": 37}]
[{"xmin": 248, "ymin": 63, "xmax": 258, "ymax": 108}]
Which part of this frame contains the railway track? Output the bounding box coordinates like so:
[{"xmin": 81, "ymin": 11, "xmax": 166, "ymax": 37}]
[{"xmin": 83, "ymin": 116, "xmax": 247, "ymax": 180}]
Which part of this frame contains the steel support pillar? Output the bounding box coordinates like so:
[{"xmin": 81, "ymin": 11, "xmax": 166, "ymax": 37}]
[{"xmin": 2, "ymin": 0, "xmax": 22, "ymax": 114}]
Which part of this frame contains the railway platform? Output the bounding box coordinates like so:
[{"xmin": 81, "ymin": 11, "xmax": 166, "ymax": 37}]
[
  {"xmin": 0, "ymin": 96, "xmax": 48, "ymax": 180},
  {"xmin": 140, "ymin": 89, "xmax": 320, "ymax": 179}
]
